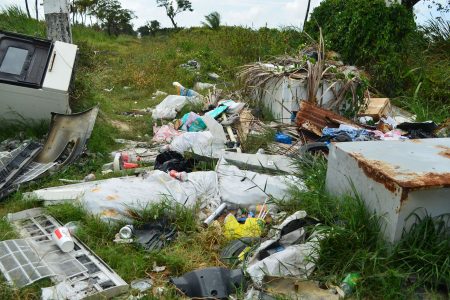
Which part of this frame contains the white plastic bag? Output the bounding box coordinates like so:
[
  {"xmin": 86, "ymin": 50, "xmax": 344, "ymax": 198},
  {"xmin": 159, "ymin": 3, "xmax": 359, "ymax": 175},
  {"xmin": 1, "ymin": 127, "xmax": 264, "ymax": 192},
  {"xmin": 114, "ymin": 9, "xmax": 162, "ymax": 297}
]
[
  {"xmin": 169, "ymin": 131, "xmax": 225, "ymax": 158},
  {"xmin": 151, "ymin": 95, "xmax": 201, "ymax": 120}
]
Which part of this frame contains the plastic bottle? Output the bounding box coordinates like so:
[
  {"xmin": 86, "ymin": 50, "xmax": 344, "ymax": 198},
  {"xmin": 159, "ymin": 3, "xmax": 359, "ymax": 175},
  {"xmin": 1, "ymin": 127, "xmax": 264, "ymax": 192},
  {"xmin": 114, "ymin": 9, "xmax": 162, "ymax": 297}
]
[{"xmin": 340, "ymin": 273, "xmax": 361, "ymax": 297}]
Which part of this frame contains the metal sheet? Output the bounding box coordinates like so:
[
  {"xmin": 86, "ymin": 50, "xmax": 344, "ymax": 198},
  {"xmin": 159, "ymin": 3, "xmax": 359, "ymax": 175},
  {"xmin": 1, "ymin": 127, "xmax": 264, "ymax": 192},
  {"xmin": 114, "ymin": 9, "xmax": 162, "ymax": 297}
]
[{"xmin": 296, "ymin": 101, "xmax": 360, "ymax": 137}]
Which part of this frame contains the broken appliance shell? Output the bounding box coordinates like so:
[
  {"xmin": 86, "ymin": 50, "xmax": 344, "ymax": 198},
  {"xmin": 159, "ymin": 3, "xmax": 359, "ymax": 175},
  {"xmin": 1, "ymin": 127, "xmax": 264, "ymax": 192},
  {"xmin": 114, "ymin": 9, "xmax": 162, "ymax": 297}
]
[
  {"xmin": 3, "ymin": 208, "xmax": 128, "ymax": 298},
  {"xmin": 253, "ymin": 77, "xmax": 343, "ymax": 124},
  {"xmin": 0, "ymin": 31, "xmax": 77, "ymax": 121},
  {"xmin": 325, "ymin": 138, "xmax": 450, "ymax": 243}
]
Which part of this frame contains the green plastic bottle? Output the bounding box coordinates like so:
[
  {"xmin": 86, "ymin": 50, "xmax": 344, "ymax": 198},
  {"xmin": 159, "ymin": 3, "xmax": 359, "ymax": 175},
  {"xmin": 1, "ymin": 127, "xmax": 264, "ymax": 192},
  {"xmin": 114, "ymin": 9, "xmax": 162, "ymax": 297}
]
[{"xmin": 340, "ymin": 273, "xmax": 361, "ymax": 296}]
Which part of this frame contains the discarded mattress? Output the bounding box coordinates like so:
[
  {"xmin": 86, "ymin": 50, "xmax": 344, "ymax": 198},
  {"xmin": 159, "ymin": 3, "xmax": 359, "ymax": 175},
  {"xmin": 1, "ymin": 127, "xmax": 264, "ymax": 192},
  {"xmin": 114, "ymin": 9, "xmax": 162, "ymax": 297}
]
[
  {"xmin": 220, "ymin": 152, "xmax": 296, "ymax": 174},
  {"xmin": 2, "ymin": 208, "xmax": 127, "ymax": 299}
]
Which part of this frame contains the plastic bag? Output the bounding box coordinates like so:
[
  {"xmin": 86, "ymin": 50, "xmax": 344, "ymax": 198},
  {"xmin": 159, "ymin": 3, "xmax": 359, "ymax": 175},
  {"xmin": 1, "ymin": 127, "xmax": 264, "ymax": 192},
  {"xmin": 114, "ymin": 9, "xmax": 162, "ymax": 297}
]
[
  {"xmin": 169, "ymin": 131, "xmax": 225, "ymax": 158},
  {"xmin": 152, "ymin": 95, "xmax": 200, "ymax": 120}
]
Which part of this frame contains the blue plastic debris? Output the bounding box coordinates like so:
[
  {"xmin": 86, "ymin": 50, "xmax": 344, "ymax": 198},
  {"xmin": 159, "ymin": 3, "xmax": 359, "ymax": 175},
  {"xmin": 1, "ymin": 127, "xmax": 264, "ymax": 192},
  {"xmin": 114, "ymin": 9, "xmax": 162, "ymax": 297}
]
[{"xmin": 275, "ymin": 132, "xmax": 292, "ymax": 144}]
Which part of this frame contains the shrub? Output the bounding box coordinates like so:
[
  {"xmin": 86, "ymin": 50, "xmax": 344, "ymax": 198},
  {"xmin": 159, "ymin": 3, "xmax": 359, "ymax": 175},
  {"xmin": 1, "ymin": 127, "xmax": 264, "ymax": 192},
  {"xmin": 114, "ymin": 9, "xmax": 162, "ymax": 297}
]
[{"xmin": 305, "ymin": 0, "xmax": 416, "ymax": 96}]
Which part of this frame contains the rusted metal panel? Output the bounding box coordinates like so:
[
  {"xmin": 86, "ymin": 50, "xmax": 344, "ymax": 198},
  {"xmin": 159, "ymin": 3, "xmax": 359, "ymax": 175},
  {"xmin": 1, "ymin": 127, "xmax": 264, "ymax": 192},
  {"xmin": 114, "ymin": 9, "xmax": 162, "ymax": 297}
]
[
  {"xmin": 326, "ymin": 138, "xmax": 450, "ymax": 243},
  {"xmin": 295, "ymin": 101, "xmax": 360, "ymax": 136}
]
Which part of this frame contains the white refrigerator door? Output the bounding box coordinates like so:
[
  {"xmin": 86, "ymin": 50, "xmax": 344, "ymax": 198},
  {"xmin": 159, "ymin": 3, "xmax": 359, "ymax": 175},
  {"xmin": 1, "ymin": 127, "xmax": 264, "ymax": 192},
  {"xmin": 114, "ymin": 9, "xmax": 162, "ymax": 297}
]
[{"xmin": 42, "ymin": 41, "xmax": 77, "ymax": 92}]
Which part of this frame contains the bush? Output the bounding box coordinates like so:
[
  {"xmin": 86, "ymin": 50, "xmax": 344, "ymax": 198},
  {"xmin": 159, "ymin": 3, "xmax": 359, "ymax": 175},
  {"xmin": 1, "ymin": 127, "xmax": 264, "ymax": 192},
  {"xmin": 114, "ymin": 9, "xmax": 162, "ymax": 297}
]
[{"xmin": 305, "ymin": 0, "xmax": 415, "ymax": 96}]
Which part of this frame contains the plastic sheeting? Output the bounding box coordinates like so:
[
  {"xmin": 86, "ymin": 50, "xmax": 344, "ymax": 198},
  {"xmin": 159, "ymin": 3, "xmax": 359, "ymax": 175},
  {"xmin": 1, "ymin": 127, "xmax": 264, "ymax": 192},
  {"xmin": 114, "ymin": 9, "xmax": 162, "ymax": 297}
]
[
  {"xmin": 28, "ymin": 171, "xmax": 220, "ymax": 222},
  {"xmin": 151, "ymin": 95, "xmax": 201, "ymax": 120},
  {"xmin": 169, "ymin": 131, "xmax": 226, "ymax": 158},
  {"xmin": 246, "ymin": 211, "xmax": 320, "ymax": 286},
  {"xmin": 216, "ymin": 158, "xmax": 304, "ymax": 207}
]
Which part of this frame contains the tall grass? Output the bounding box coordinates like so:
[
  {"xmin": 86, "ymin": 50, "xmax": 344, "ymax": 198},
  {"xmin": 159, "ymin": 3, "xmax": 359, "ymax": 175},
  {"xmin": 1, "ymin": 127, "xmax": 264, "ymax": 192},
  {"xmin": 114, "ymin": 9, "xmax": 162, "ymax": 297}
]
[{"xmin": 0, "ymin": 5, "xmax": 45, "ymax": 37}]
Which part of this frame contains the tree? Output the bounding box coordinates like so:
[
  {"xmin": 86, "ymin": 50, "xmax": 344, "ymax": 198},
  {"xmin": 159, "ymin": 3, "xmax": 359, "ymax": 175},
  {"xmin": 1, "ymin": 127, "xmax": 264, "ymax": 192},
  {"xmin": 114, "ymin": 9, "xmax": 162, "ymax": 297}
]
[
  {"xmin": 401, "ymin": 0, "xmax": 449, "ymax": 11},
  {"xmin": 201, "ymin": 11, "xmax": 221, "ymax": 30},
  {"xmin": 148, "ymin": 20, "xmax": 161, "ymax": 36},
  {"xmin": 73, "ymin": 0, "xmax": 97, "ymax": 25},
  {"xmin": 137, "ymin": 25, "xmax": 150, "ymax": 36},
  {"xmin": 156, "ymin": 0, "xmax": 193, "ymax": 28},
  {"xmin": 93, "ymin": 0, "xmax": 135, "ymax": 35}
]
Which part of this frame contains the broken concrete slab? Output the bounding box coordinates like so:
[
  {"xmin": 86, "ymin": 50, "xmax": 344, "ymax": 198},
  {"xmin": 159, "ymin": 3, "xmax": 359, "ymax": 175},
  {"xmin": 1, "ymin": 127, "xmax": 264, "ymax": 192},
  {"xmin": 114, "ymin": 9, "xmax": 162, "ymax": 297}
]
[{"xmin": 326, "ymin": 138, "xmax": 450, "ymax": 243}]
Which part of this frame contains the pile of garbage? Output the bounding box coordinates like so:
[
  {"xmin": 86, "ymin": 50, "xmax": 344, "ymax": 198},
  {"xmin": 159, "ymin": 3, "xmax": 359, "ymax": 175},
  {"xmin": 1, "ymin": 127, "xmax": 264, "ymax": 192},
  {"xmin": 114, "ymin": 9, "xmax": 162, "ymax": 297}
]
[{"xmin": 1, "ymin": 47, "xmax": 448, "ymax": 300}]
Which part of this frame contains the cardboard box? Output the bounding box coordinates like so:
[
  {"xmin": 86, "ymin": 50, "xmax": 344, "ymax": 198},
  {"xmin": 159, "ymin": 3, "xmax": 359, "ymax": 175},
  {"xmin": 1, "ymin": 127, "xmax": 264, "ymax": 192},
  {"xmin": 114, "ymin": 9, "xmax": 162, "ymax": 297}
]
[{"xmin": 358, "ymin": 97, "xmax": 391, "ymax": 121}]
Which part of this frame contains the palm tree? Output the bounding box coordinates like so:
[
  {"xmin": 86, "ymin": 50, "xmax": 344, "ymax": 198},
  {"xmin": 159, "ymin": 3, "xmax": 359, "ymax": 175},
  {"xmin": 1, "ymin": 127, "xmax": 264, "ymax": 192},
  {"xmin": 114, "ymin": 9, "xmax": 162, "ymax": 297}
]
[
  {"xmin": 24, "ymin": 0, "xmax": 31, "ymax": 18},
  {"xmin": 202, "ymin": 11, "xmax": 221, "ymax": 30}
]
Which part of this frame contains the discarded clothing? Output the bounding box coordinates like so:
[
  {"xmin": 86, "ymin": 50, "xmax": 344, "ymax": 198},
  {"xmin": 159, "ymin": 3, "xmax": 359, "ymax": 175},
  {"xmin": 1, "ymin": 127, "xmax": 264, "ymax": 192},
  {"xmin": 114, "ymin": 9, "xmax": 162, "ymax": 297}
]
[
  {"xmin": 322, "ymin": 124, "xmax": 371, "ymax": 141},
  {"xmin": 373, "ymin": 129, "xmax": 408, "ymax": 141},
  {"xmin": 154, "ymin": 151, "xmax": 194, "ymax": 172},
  {"xmin": 170, "ymin": 267, "xmax": 245, "ymax": 299}
]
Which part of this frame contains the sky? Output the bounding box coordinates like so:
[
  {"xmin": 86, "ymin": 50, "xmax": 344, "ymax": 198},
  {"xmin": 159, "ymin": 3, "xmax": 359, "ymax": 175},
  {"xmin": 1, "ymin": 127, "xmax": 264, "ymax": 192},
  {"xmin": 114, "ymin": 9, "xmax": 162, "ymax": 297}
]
[{"xmin": 0, "ymin": 0, "xmax": 448, "ymax": 29}]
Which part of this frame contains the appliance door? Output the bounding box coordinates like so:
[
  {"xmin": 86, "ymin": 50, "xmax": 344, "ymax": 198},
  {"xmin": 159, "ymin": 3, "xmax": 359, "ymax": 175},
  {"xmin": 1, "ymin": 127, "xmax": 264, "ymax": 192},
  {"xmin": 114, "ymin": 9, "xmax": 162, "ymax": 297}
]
[
  {"xmin": 0, "ymin": 35, "xmax": 51, "ymax": 88},
  {"xmin": 42, "ymin": 41, "xmax": 78, "ymax": 93}
]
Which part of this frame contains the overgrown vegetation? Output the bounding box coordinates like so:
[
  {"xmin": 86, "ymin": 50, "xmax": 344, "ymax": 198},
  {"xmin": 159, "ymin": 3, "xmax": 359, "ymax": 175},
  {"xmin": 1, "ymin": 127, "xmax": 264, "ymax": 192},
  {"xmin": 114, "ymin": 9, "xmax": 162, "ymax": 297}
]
[{"xmin": 306, "ymin": 0, "xmax": 449, "ymax": 122}]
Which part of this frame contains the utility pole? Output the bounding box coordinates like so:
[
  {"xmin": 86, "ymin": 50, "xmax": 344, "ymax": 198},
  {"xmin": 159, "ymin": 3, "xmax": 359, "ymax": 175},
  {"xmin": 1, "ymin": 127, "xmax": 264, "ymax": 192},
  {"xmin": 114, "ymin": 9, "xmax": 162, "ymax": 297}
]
[
  {"xmin": 303, "ymin": 0, "xmax": 311, "ymax": 31},
  {"xmin": 43, "ymin": 0, "xmax": 72, "ymax": 43}
]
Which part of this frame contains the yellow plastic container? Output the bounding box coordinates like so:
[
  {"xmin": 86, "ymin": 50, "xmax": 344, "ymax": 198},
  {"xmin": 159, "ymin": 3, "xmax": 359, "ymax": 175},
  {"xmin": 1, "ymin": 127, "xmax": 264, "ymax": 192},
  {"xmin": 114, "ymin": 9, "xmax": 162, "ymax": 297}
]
[{"xmin": 224, "ymin": 214, "xmax": 265, "ymax": 240}]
